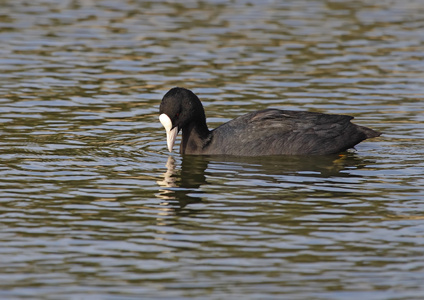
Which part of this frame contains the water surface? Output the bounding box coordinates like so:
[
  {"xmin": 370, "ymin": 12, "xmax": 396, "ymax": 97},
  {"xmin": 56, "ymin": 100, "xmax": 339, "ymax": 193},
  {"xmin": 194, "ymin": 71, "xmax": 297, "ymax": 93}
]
[{"xmin": 1, "ymin": 0, "xmax": 424, "ymax": 299}]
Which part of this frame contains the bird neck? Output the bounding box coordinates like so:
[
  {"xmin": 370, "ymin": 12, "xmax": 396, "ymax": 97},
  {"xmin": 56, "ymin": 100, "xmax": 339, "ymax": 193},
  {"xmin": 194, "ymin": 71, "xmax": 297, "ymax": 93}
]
[{"xmin": 180, "ymin": 119, "xmax": 210, "ymax": 154}]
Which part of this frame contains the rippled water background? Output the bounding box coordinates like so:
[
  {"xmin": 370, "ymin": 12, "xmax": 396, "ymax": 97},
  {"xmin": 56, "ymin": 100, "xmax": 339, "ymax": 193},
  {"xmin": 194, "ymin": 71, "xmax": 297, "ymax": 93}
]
[{"xmin": 1, "ymin": 0, "xmax": 424, "ymax": 299}]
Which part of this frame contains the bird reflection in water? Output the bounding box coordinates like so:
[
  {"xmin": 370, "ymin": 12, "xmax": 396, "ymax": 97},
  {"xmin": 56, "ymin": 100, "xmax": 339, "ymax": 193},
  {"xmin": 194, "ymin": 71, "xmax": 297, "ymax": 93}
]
[
  {"xmin": 156, "ymin": 156, "xmax": 208, "ymax": 209},
  {"xmin": 156, "ymin": 152, "xmax": 374, "ymax": 210}
]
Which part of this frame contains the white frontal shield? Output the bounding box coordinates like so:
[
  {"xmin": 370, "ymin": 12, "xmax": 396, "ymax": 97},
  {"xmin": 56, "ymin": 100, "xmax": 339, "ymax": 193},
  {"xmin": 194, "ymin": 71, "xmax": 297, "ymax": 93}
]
[{"xmin": 159, "ymin": 113, "xmax": 178, "ymax": 152}]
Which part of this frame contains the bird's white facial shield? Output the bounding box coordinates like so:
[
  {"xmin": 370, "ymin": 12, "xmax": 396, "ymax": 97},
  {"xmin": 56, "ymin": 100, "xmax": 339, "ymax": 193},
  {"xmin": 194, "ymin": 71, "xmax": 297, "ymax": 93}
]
[{"xmin": 159, "ymin": 113, "xmax": 178, "ymax": 152}]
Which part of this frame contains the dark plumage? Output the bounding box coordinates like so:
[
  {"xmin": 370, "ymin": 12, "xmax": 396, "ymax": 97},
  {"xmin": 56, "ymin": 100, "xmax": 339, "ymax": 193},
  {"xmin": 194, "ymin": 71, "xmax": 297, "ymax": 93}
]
[{"xmin": 159, "ymin": 87, "xmax": 381, "ymax": 156}]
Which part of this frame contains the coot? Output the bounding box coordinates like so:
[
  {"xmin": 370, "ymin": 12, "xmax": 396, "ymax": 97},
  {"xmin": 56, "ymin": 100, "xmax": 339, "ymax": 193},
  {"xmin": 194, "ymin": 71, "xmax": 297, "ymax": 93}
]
[{"xmin": 159, "ymin": 87, "xmax": 380, "ymax": 156}]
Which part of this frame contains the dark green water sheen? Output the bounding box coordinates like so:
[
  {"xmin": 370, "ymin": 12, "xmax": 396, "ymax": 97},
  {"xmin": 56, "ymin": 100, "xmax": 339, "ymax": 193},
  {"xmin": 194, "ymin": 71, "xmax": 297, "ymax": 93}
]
[{"xmin": 1, "ymin": 0, "xmax": 424, "ymax": 299}]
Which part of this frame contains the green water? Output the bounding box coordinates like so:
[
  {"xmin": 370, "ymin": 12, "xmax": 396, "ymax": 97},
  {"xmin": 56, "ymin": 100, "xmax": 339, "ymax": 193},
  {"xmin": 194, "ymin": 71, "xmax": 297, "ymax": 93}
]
[{"xmin": 1, "ymin": 0, "xmax": 423, "ymax": 299}]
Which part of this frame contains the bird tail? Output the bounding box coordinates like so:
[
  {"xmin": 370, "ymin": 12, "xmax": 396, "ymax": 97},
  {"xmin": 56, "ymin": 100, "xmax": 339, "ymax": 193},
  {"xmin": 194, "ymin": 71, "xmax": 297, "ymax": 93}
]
[{"xmin": 357, "ymin": 125, "xmax": 381, "ymax": 139}]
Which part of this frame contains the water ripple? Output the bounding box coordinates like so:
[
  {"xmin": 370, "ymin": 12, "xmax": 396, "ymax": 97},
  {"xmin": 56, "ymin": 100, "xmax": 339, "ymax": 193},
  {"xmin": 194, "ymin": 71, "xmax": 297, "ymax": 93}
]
[{"xmin": 1, "ymin": 0, "xmax": 424, "ymax": 299}]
